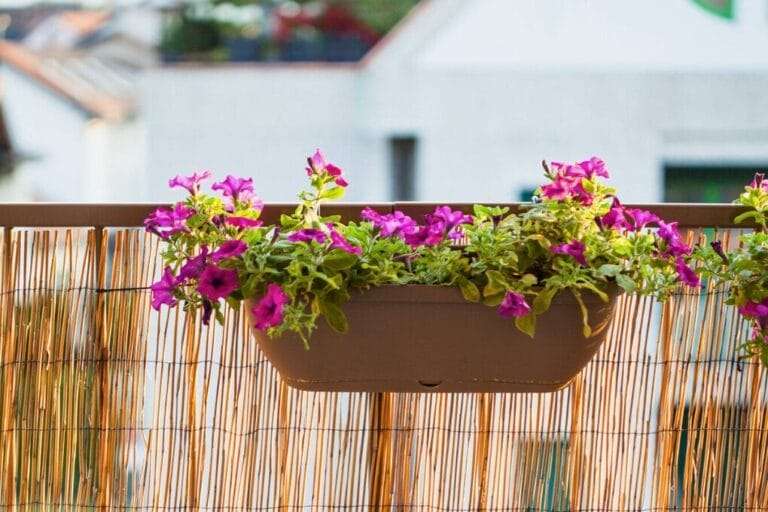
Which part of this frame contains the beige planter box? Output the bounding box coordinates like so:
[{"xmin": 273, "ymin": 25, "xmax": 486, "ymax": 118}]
[{"xmin": 249, "ymin": 285, "xmax": 618, "ymax": 393}]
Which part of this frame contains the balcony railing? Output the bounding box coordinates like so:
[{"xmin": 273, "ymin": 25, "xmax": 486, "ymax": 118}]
[{"xmin": 0, "ymin": 203, "xmax": 765, "ymax": 512}]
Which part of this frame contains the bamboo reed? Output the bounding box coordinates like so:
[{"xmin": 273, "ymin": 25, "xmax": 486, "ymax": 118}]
[{"xmin": 0, "ymin": 225, "xmax": 766, "ymax": 511}]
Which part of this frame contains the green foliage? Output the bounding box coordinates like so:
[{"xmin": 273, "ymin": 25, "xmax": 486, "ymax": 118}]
[
  {"xmin": 694, "ymin": 176, "xmax": 768, "ymax": 365},
  {"xmin": 154, "ymin": 155, "xmax": 694, "ymax": 346}
]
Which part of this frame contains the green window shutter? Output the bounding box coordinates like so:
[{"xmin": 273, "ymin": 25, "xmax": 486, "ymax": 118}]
[{"xmin": 692, "ymin": 0, "xmax": 735, "ymax": 19}]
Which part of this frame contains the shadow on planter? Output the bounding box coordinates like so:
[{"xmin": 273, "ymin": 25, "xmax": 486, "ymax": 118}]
[{"xmin": 249, "ymin": 285, "xmax": 619, "ymax": 393}]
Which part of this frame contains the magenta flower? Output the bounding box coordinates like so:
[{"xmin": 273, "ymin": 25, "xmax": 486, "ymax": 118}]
[
  {"xmin": 225, "ymin": 216, "xmax": 263, "ymax": 229},
  {"xmin": 305, "ymin": 149, "xmax": 349, "ymax": 186},
  {"xmin": 179, "ymin": 245, "xmax": 209, "ymax": 280},
  {"xmin": 168, "ymin": 170, "xmax": 211, "ymax": 195},
  {"xmin": 404, "ymin": 223, "xmax": 445, "ymax": 248},
  {"xmin": 306, "ymin": 149, "xmax": 327, "ymax": 175},
  {"xmin": 431, "ymin": 206, "xmax": 473, "ymax": 236},
  {"xmin": 627, "ymin": 209, "xmax": 659, "ymax": 230},
  {"xmin": 144, "ymin": 203, "xmax": 195, "ymax": 240},
  {"xmin": 576, "ymin": 157, "xmax": 610, "ymax": 179},
  {"xmin": 212, "ymin": 175, "xmax": 262, "ymax": 210},
  {"xmin": 540, "ymin": 176, "xmax": 592, "ymax": 205},
  {"xmin": 362, "ymin": 208, "xmax": 418, "ymax": 239},
  {"xmin": 657, "ymin": 220, "xmax": 691, "ymax": 257},
  {"xmin": 739, "ymin": 299, "xmax": 768, "ymax": 319},
  {"xmin": 150, "ymin": 267, "xmax": 179, "ymax": 310},
  {"xmin": 497, "ymin": 291, "xmax": 531, "ymax": 318},
  {"xmin": 251, "ymin": 283, "xmax": 289, "ymax": 330},
  {"xmin": 674, "ymin": 257, "xmax": 700, "ymax": 288},
  {"xmin": 601, "ymin": 198, "xmax": 630, "ymax": 230},
  {"xmin": 288, "ymin": 228, "xmax": 327, "ymax": 244},
  {"xmin": 211, "ymin": 240, "xmax": 247, "ymax": 262},
  {"xmin": 328, "ymin": 225, "xmax": 362, "ymax": 255},
  {"xmin": 551, "ymin": 240, "xmax": 588, "ymax": 266},
  {"xmin": 750, "ymin": 173, "xmax": 768, "ymax": 191},
  {"xmin": 197, "ymin": 265, "xmax": 239, "ymax": 300}
]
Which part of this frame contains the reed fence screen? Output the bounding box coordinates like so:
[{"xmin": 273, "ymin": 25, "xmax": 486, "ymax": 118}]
[{"xmin": 0, "ymin": 206, "xmax": 767, "ymax": 511}]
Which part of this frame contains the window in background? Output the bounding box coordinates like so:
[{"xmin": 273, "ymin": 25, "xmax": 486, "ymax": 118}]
[
  {"xmin": 390, "ymin": 136, "xmax": 417, "ymax": 201},
  {"xmin": 518, "ymin": 187, "xmax": 538, "ymax": 203},
  {"xmin": 664, "ymin": 165, "xmax": 764, "ymax": 203}
]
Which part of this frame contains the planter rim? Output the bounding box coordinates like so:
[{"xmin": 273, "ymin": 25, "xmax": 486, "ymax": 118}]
[{"xmin": 321, "ymin": 284, "xmax": 614, "ymax": 305}]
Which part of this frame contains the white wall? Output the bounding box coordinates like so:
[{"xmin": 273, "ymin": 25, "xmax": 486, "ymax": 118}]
[
  {"xmin": 1, "ymin": 65, "xmax": 146, "ymax": 202},
  {"xmin": 141, "ymin": 66, "xmax": 382, "ymax": 203}
]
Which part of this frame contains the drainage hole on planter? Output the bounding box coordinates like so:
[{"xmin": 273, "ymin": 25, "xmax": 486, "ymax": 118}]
[{"xmin": 418, "ymin": 380, "xmax": 443, "ymax": 389}]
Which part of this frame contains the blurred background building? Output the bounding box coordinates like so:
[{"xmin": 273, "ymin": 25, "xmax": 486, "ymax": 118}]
[{"xmin": 1, "ymin": 0, "xmax": 767, "ymax": 203}]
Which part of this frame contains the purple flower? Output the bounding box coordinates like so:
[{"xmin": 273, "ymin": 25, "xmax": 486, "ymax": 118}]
[
  {"xmin": 750, "ymin": 173, "xmax": 768, "ymax": 191},
  {"xmin": 306, "ymin": 149, "xmax": 327, "ymax": 175},
  {"xmin": 328, "ymin": 225, "xmax": 362, "ymax": 255},
  {"xmin": 540, "ymin": 176, "xmax": 593, "ymax": 205},
  {"xmin": 404, "ymin": 223, "xmax": 445, "ymax": 248},
  {"xmin": 657, "ymin": 220, "xmax": 691, "ymax": 257},
  {"xmin": 225, "ymin": 216, "xmax": 263, "ymax": 229},
  {"xmin": 551, "ymin": 240, "xmax": 588, "ymax": 266},
  {"xmin": 202, "ymin": 300, "xmax": 213, "ymax": 325},
  {"xmin": 150, "ymin": 267, "xmax": 179, "ymax": 310},
  {"xmin": 627, "ymin": 209, "xmax": 660, "ymax": 230},
  {"xmin": 211, "ymin": 240, "xmax": 247, "ymax": 262},
  {"xmin": 168, "ymin": 170, "xmax": 211, "ymax": 195},
  {"xmin": 576, "ymin": 157, "xmax": 610, "ymax": 179},
  {"xmin": 288, "ymin": 228, "xmax": 327, "ymax": 244},
  {"xmin": 326, "ymin": 163, "xmax": 342, "ymax": 177},
  {"xmin": 431, "ymin": 206, "xmax": 473, "ymax": 238},
  {"xmin": 179, "ymin": 246, "xmax": 209, "ymax": 280},
  {"xmin": 675, "ymin": 257, "xmax": 700, "ymax": 288},
  {"xmin": 739, "ymin": 299, "xmax": 768, "ymax": 319},
  {"xmin": 212, "ymin": 175, "xmax": 262, "ymax": 210},
  {"xmin": 362, "ymin": 208, "xmax": 418, "ymax": 239},
  {"xmin": 197, "ymin": 265, "xmax": 239, "ymax": 300},
  {"xmin": 144, "ymin": 203, "xmax": 195, "ymax": 240},
  {"xmin": 497, "ymin": 291, "xmax": 531, "ymax": 318},
  {"xmin": 601, "ymin": 198, "xmax": 630, "ymax": 230},
  {"xmin": 251, "ymin": 283, "xmax": 289, "ymax": 330},
  {"xmin": 305, "ymin": 149, "xmax": 349, "ymax": 186},
  {"xmin": 711, "ymin": 240, "xmax": 728, "ymax": 264}
]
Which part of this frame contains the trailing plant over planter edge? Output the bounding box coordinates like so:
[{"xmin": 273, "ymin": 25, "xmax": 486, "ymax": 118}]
[
  {"xmin": 695, "ymin": 173, "xmax": 768, "ymax": 366},
  {"xmin": 145, "ymin": 151, "xmax": 700, "ymax": 348}
]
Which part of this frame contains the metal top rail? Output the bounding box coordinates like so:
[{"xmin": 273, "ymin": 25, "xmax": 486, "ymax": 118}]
[{"xmin": 0, "ymin": 202, "xmax": 751, "ymax": 229}]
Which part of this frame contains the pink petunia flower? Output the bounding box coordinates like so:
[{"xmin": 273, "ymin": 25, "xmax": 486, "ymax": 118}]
[
  {"xmin": 497, "ymin": 291, "xmax": 531, "ymax": 318},
  {"xmin": 403, "ymin": 223, "xmax": 445, "ymax": 248},
  {"xmin": 739, "ymin": 299, "xmax": 768, "ymax": 319},
  {"xmin": 601, "ymin": 198, "xmax": 630, "ymax": 230},
  {"xmin": 287, "ymin": 228, "xmax": 327, "ymax": 244},
  {"xmin": 627, "ymin": 209, "xmax": 660, "ymax": 230},
  {"xmin": 179, "ymin": 245, "xmax": 209, "ymax": 280},
  {"xmin": 674, "ymin": 257, "xmax": 700, "ymax": 288},
  {"xmin": 657, "ymin": 220, "xmax": 691, "ymax": 257},
  {"xmin": 168, "ymin": 170, "xmax": 212, "ymax": 195},
  {"xmin": 211, "ymin": 240, "xmax": 247, "ymax": 262},
  {"xmin": 251, "ymin": 283, "xmax": 289, "ymax": 330},
  {"xmin": 197, "ymin": 265, "xmax": 239, "ymax": 300},
  {"xmin": 144, "ymin": 203, "xmax": 195, "ymax": 240},
  {"xmin": 750, "ymin": 173, "xmax": 768, "ymax": 191},
  {"xmin": 212, "ymin": 175, "xmax": 262, "ymax": 211},
  {"xmin": 150, "ymin": 267, "xmax": 179, "ymax": 310},
  {"xmin": 225, "ymin": 216, "xmax": 263, "ymax": 229},
  {"xmin": 328, "ymin": 225, "xmax": 362, "ymax": 255},
  {"xmin": 551, "ymin": 240, "xmax": 588, "ymax": 266}
]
